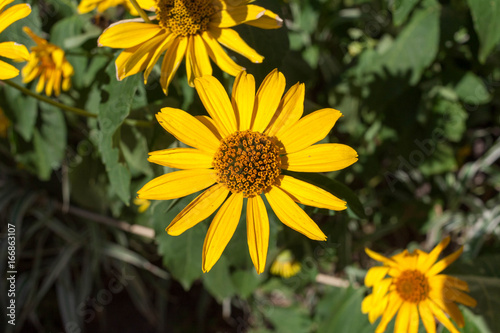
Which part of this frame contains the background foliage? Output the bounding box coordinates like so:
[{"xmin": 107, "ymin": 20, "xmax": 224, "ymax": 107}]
[{"xmin": 1, "ymin": 0, "xmax": 499, "ymax": 332}]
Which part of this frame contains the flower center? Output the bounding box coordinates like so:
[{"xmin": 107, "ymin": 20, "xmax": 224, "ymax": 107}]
[
  {"xmin": 395, "ymin": 270, "xmax": 429, "ymax": 303},
  {"xmin": 156, "ymin": 0, "xmax": 216, "ymax": 36},
  {"xmin": 213, "ymin": 130, "xmax": 281, "ymax": 197}
]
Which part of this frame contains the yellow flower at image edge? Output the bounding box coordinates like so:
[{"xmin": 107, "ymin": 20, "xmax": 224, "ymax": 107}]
[
  {"xmin": 0, "ymin": 0, "xmax": 31, "ymax": 80},
  {"xmin": 98, "ymin": 0, "xmax": 283, "ymax": 94},
  {"xmin": 77, "ymin": 0, "xmax": 156, "ymax": 16},
  {"xmin": 137, "ymin": 69, "xmax": 358, "ymax": 273},
  {"xmin": 362, "ymin": 237, "xmax": 477, "ymax": 333},
  {"xmin": 270, "ymin": 250, "xmax": 301, "ymax": 278},
  {"xmin": 22, "ymin": 27, "xmax": 74, "ymax": 97}
]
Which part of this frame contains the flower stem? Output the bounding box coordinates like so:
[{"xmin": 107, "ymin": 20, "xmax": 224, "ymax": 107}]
[
  {"xmin": 128, "ymin": 0, "xmax": 151, "ymax": 23},
  {"xmin": 2, "ymin": 80, "xmax": 152, "ymax": 128}
]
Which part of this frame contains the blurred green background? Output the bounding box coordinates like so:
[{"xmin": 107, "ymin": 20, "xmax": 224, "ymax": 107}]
[{"xmin": 1, "ymin": 0, "xmax": 499, "ymax": 332}]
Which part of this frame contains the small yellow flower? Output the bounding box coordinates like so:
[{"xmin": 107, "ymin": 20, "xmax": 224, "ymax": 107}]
[
  {"xmin": 362, "ymin": 237, "xmax": 477, "ymax": 333},
  {"xmin": 98, "ymin": 0, "xmax": 283, "ymax": 94},
  {"xmin": 0, "ymin": 0, "xmax": 31, "ymax": 80},
  {"xmin": 77, "ymin": 0, "xmax": 156, "ymax": 16},
  {"xmin": 133, "ymin": 197, "xmax": 151, "ymax": 213},
  {"xmin": 21, "ymin": 27, "xmax": 74, "ymax": 97},
  {"xmin": 0, "ymin": 107, "xmax": 11, "ymax": 137},
  {"xmin": 138, "ymin": 69, "xmax": 358, "ymax": 273},
  {"xmin": 270, "ymin": 250, "xmax": 301, "ymax": 278}
]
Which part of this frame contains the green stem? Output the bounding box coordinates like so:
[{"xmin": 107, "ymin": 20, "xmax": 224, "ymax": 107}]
[
  {"xmin": 128, "ymin": 0, "xmax": 151, "ymax": 23},
  {"xmin": 2, "ymin": 80, "xmax": 153, "ymax": 128}
]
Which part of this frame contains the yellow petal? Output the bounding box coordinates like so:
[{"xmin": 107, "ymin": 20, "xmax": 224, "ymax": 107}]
[
  {"xmin": 375, "ymin": 292, "xmax": 403, "ymax": 333},
  {"xmin": 430, "ymin": 298, "xmax": 464, "ymax": 328},
  {"xmin": 417, "ymin": 236, "xmax": 450, "ymax": 272},
  {"xmin": 407, "ymin": 303, "xmax": 419, "ymax": 333},
  {"xmin": 427, "ymin": 246, "xmax": 463, "ymax": 276},
  {"xmin": 194, "ymin": 75, "xmax": 237, "ymax": 138},
  {"xmin": 365, "ymin": 266, "xmax": 390, "ymax": 287},
  {"xmin": 0, "ymin": 3, "xmax": 31, "ymax": 34},
  {"xmin": 394, "ymin": 302, "xmax": 411, "ymax": 333},
  {"xmin": 160, "ymin": 36, "xmax": 188, "ymax": 95},
  {"xmin": 144, "ymin": 33, "xmax": 176, "ymax": 83},
  {"xmin": 232, "ymin": 71, "xmax": 255, "ymax": 131},
  {"xmin": 265, "ymin": 82, "xmax": 305, "ymax": 137},
  {"xmin": 186, "ymin": 34, "xmax": 212, "ymax": 87},
  {"xmin": 98, "ymin": 21, "xmax": 163, "ymax": 48},
  {"xmin": 0, "ymin": 42, "xmax": 29, "ymax": 61},
  {"xmin": 137, "ymin": 169, "xmax": 216, "ymax": 200},
  {"xmin": 211, "ymin": 27, "xmax": 264, "ymax": 63},
  {"xmin": 201, "ymin": 31, "xmax": 244, "ymax": 77},
  {"xmin": 432, "ymin": 275, "xmax": 470, "ymax": 292},
  {"xmin": 210, "ymin": 5, "xmax": 269, "ymax": 28},
  {"xmin": 365, "ymin": 248, "xmax": 396, "ymax": 266},
  {"xmin": 368, "ymin": 293, "xmax": 389, "ymax": 324},
  {"xmin": 265, "ymin": 186, "xmax": 326, "ymax": 241},
  {"xmin": 371, "ymin": 277, "xmax": 393, "ymax": 306},
  {"xmin": 148, "ymin": 148, "xmax": 214, "ymax": 169},
  {"xmin": 277, "ymin": 175, "xmax": 346, "ymax": 211},
  {"xmin": 0, "ymin": 0, "xmax": 15, "ymax": 10},
  {"xmin": 427, "ymin": 299, "xmax": 460, "ymax": 333},
  {"xmin": 22, "ymin": 26, "xmax": 45, "ymax": 46},
  {"xmin": 282, "ymin": 143, "xmax": 358, "ymax": 172},
  {"xmin": 252, "ymin": 69, "xmax": 286, "ymax": 132},
  {"xmin": 156, "ymin": 107, "xmax": 220, "ymax": 154},
  {"xmin": 0, "ymin": 59, "xmax": 19, "ymax": 79},
  {"xmin": 361, "ymin": 294, "xmax": 373, "ymax": 314},
  {"xmin": 246, "ymin": 195, "xmax": 269, "ymax": 274},
  {"xmin": 166, "ymin": 184, "xmax": 229, "ymax": 236},
  {"xmin": 278, "ymin": 109, "xmax": 342, "ymax": 154},
  {"xmin": 202, "ymin": 192, "xmax": 244, "ymax": 272},
  {"xmin": 418, "ymin": 300, "xmax": 436, "ymax": 333},
  {"xmin": 195, "ymin": 115, "xmax": 223, "ymax": 140},
  {"xmin": 245, "ymin": 9, "xmax": 283, "ymax": 29}
]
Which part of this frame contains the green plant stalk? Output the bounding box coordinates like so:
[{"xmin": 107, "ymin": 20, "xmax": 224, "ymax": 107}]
[
  {"xmin": 128, "ymin": 0, "xmax": 151, "ymax": 23},
  {"xmin": 2, "ymin": 80, "xmax": 152, "ymax": 128}
]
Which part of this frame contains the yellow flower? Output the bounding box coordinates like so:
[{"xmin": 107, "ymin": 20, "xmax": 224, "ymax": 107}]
[
  {"xmin": 77, "ymin": 0, "xmax": 156, "ymax": 16},
  {"xmin": 0, "ymin": 107, "xmax": 11, "ymax": 137},
  {"xmin": 22, "ymin": 27, "xmax": 75, "ymax": 97},
  {"xmin": 270, "ymin": 250, "xmax": 301, "ymax": 278},
  {"xmin": 137, "ymin": 69, "xmax": 358, "ymax": 273},
  {"xmin": 133, "ymin": 197, "xmax": 151, "ymax": 213},
  {"xmin": 362, "ymin": 237, "xmax": 477, "ymax": 333},
  {"xmin": 0, "ymin": 0, "xmax": 31, "ymax": 80},
  {"xmin": 98, "ymin": 0, "xmax": 283, "ymax": 94}
]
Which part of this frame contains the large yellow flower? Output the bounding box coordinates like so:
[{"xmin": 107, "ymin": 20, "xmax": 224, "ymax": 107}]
[
  {"xmin": 362, "ymin": 237, "xmax": 477, "ymax": 333},
  {"xmin": 98, "ymin": 0, "xmax": 282, "ymax": 94},
  {"xmin": 77, "ymin": 0, "xmax": 155, "ymax": 16},
  {"xmin": 22, "ymin": 27, "xmax": 74, "ymax": 97},
  {"xmin": 0, "ymin": 0, "xmax": 31, "ymax": 80},
  {"xmin": 138, "ymin": 69, "xmax": 358, "ymax": 273}
]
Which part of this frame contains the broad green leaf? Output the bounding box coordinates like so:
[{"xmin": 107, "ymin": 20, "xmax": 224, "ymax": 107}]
[
  {"xmin": 98, "ymin": 60, "xmax": 140, "ymax": 204},
  {"xmin": 455, "ymin": 72, "xmax": 491, "ymax": 105},
  {"xmin": 392, "ymin": 0, "xmax": 420, "ymax": 26},
  {"xmin": 265, "ymin": 306, "xmax": 312, "ymax": 333},
  {"xmin": 231, "ymin": 269, "xmax": 263, "ymax": 299},
  {"xmin": 203, "ymin": 256, "xmax": 236, "ymax": 302},
  {"xmin": 2, "ymin": 83, "xmax": 37, "ymax": 141},
  {"xmin": 284, "ymin": 171, "xmax": 366, "ymax": 219},
  {"xmin": 467, "ymin": 0, "xmax": 500, "ymax": 63},
  {"xmin": 378, "ymin": 0, "xmax": 440, "ymax": 84}
]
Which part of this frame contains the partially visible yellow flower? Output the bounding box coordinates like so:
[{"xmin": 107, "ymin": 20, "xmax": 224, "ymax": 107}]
[
  {"xmin": 0, "ymin": 0, "xmax": 31, "ymax": 80},
  {"xmin": 133, "ymin": 197, "xmax": 151, "ymax": 213},
  {"xmin": 22, "ymin": 27, "xmax": 74, "ymax": 97},
  {"xmin": 270, "ymin": 250, "xmax": 301, "ymax": 278},
  {"xmin": 0, "ymin": 107, "xmax": 11, "ymax": 137},
  {"xmin": 77, "ymin": 0, "xmax": 156, "ymax": 16},
  {"xmin": 98, "ymin": 0, "xmax": 283, "ymax": 94},
  {"xmin": 362, "ymin": 237, "xmax": 477, "ymax": 333},
  {"xmin": 137, "ymin": 69, "xmax": 358, "ymax": 273}
]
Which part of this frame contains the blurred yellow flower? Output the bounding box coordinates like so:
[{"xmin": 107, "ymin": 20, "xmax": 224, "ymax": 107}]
[
  {"xmin": 0, "ymin": 107, "xmax": 11, "ymax": 137},
  {"xmin": 270, "ymin": 250, "xmax": 301, "ymax": 278},
  {"xmin": 362, "ymin": 237, "xmax": 477, "ymax": 333},
  {"xmin": 98, "ymin": 0, "xmax": 283, "ymax": 94},
  {"xmin": 77, "ymin": 0, "xmax": 155, "ymax": 16},
  {"xmin": 0, "ymin": 0, "xmax": 31, "ymax": 80},
  {"xmin": 137, "ymin": 69, "xmax": 358, "ymax": 273},
  {"xmin": 22, "ymin": 27, "xmax": 74, "ymax": 97},
  {"xmin": 133, "ymin": 197, "xmax": 151, "ymax": 213}
]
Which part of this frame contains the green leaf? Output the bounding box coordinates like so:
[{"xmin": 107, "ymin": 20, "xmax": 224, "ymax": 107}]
[
  {"xmin": 467, "ymin": 0, "xmax": 500, "ymax": 63},
  {"xmin": 2, "ymin": 83, "xmax": 37, "ymax": 141},
  {"xmin": 265, "ymin": 306, "xmax": 312, "ymax": 333},
  {"xmin": 392, "ymin": 0, "xmax": 420, "ymax": 26},
  {"xmin": 98, "ymin": 60, "xmax": 140, "ymax": 204},
  {"xmin": 153, "ymin": 200, "xmax": 205, "ymax": 289},
  {"xmin": 231, "ymin": 269, "xmax": 263, "ymax": 299},
  {"xmin": 419, "ymin": 143, "xmax": 457, "ymax": 176},
  {"xmin": 455, "ymin": 72, "xmax": 491, "ymax": 105},
  {"xmin": 285, "ymin": 171, "xmax": 366, "ymax": 219},
  {"xmin": 379, "ymin": 0, "xmax": 440, "ymax": 84},
  {"xmin": 202, "ymin": 256, "xmax": 235, "ymax": 302}
]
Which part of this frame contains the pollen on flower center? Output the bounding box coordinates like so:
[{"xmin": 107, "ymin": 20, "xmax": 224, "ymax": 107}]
[
  {"xmin": 156, "ymin": 0, "xmax": 216, "ymax": 36},
  {"xmin": 395, "ymin": 270, "xmax": 429, "ymax": 303},
  {"xmin": 213, "ymin": 130, "xmax": 281, "ymax": 197}
]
